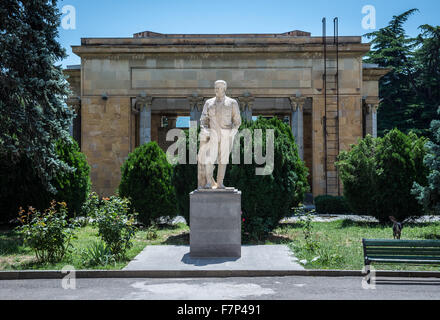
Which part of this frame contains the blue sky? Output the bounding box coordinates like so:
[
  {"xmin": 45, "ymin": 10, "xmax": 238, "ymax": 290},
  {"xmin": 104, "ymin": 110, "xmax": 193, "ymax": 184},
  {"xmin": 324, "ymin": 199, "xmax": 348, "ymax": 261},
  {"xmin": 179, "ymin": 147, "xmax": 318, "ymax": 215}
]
[{"xmin": 57, "ymin": 0, "xmax": 440, "ymax": 68}]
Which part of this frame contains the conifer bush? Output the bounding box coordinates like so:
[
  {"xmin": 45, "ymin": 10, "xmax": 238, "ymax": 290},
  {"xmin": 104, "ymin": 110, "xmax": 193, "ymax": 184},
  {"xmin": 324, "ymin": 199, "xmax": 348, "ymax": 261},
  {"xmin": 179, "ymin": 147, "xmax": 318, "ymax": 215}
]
[
  {"xmin": 336, "ymin": 129, "xmax": 428, "ymax": 222},
  {"xmin": 119, "ymin": 142, "xmax": 177, "ymax": 225}
]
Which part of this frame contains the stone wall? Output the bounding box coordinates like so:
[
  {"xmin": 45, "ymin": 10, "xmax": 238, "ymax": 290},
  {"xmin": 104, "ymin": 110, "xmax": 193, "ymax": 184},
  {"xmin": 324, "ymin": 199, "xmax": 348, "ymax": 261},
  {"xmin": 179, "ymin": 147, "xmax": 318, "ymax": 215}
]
[{"xmin": 80, "ymin": 96, "xmax": 131, "ymax": 196}]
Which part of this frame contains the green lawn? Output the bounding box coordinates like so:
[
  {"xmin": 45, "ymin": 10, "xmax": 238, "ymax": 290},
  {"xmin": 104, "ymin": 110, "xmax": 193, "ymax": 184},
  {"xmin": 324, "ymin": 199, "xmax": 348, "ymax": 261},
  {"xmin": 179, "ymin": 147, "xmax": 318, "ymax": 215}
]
[
  {"xmin": 278, "ymin": 219, "xmax": 440, "ymax": 271},
  {"xmin": 0, "ymin": 222, "xmax": 189, "ymax": 271},
  {"xmin": 1, "ymin": 219, "xmax": 440, "ymax": 271}
]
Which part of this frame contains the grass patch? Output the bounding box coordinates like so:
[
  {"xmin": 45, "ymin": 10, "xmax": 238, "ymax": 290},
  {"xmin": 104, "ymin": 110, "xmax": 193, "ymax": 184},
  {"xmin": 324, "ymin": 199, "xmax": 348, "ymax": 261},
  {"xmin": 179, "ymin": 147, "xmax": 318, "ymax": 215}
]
[
  {"xmin": 0, "ymin": 222, "xmax": 189, "ymax": 271},
  {"xmin": 2, "ymin": 218, "xmax": 440, "ymax": 271},
  {"xmin": 278, "ymin": 219, "xmax": 440, "ymax": 271}
]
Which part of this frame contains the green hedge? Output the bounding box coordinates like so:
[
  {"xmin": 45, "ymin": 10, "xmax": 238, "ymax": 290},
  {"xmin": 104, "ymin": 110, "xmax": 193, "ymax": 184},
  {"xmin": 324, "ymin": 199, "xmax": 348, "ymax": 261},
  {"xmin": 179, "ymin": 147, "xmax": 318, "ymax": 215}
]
[
  {"xmin": 314, "ymin": 195, "xmax": 351, "ymax": 214},
  {"xmin": 119, "ymin": 141, "xmax": 177, "ymax": 226}
]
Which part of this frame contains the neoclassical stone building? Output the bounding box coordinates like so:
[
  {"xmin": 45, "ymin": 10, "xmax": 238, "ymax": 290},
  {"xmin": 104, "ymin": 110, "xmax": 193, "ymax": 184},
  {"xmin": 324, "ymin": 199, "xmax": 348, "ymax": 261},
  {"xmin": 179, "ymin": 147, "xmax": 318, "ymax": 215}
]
[{"xmin": 64, "ymin": 30, "xmax": 389, "ymax": 198}]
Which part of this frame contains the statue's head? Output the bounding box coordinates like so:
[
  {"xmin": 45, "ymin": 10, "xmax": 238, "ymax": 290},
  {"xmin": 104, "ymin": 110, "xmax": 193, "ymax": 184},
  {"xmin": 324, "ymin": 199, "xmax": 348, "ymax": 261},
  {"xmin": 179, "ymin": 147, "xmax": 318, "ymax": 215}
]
[{"xmin": 214, "ymin": 80, "xmax": 227, "ymax": 99}]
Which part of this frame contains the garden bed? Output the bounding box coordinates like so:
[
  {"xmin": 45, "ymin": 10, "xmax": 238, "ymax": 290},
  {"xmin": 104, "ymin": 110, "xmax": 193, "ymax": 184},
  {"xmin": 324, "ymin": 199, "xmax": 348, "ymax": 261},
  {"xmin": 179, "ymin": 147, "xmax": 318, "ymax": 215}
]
[{"xmin": 0, "ymin": 222, "xmax": 189, "ymax": 271}]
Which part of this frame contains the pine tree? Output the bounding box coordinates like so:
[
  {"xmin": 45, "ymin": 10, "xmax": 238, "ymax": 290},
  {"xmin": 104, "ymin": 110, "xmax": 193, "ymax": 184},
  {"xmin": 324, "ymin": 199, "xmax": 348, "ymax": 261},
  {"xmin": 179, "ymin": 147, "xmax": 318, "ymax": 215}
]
[
  {"xmin": 412, "ymin": 25, "xmax": 440, "ymax": 136},
  {"xmin": 365, "ymin": 9, "xmax": 440, "ymax": 138},
  {"xmin": 364, "ymin": 9, "xmax": 419, "ymax": 137},
  {"xmin": 0, "ymin": 0, "xmax": 74, "ymax": 193}
]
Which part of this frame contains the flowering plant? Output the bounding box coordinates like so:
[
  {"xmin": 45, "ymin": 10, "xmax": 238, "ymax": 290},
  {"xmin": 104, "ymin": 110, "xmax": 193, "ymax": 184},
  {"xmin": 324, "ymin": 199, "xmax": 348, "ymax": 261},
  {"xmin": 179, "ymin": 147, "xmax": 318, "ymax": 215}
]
[
  {"xmin": 92, "ymin": 196, "xmax": 137, "ymax": 259},
  {"xmin": 16, "ymin": 200, "xmax": 77, "ymax": 263}
]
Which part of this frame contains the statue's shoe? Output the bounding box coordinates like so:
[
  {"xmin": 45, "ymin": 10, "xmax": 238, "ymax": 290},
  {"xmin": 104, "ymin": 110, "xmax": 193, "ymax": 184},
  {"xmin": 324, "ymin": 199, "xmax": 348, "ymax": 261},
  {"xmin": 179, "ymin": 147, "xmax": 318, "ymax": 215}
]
[
  {"xmin": 204, "ymin": 183, "xmax": 212, "ymax": 189},
  {"xmin": 217, "ymin": 183, "xmax": 226, "ymax": 189}
]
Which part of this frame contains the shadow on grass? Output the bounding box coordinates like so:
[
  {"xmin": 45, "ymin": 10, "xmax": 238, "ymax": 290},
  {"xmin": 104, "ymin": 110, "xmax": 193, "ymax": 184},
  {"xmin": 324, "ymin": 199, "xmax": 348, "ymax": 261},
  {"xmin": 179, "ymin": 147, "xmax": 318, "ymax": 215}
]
[
  {"xmin": 277, "ymin": 222, "xmax": 304, "ymax": 230},
  {"xmin": 156, "ymin": 222, "xmax": 185, "ymax": 231},
  {"xmin": 163, "ymin": 232, "xmax": 189, "ymax": 245},
  {"xmin": 423, "ymin": 233, "xmax": 440, "ymax": 240},
  {"xmin": 161, "ymin": 229, "xmax": 293, "ymax": 246},
  {"xmin": 243, "ymin": 233, "xmax": 292, "ymax": 245},
  {"xmin": 339, "ymin": 219, "xmax": 382, "ymax": 229},
  {"xmin": 0, "ymin": 230, "xmax": 24, "ymax": 255}
]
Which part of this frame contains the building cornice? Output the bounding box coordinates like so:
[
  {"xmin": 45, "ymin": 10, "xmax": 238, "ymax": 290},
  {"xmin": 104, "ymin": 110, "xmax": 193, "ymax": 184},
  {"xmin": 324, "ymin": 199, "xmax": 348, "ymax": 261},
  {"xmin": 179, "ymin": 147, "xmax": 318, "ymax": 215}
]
[
  {"xmin": 72, "ymin": 44, "xmax": 371, "ymax": 57},
  {"xmin": 363, "ymin": 67, "xmax": 391, "ymax": 81},
  {"xmin": 71, "ymin": 35, "xmax": 370, "ymax": 57}
]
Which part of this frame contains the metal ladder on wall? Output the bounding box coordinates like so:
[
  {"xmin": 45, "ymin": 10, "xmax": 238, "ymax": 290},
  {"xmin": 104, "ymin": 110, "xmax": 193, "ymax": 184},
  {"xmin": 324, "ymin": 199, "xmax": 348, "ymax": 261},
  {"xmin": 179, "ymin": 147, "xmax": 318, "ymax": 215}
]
[{"xmin": 322, "ymin": 17, "xmax": 340, "ymax": 196}]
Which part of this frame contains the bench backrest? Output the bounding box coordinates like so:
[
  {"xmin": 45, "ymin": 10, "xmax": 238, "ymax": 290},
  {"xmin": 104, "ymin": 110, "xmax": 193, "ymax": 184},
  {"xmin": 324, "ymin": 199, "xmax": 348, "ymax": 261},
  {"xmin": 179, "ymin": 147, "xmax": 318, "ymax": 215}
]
[{"xmin": 362, "ymin": 239, "xmax": 440, "ymax": 261}]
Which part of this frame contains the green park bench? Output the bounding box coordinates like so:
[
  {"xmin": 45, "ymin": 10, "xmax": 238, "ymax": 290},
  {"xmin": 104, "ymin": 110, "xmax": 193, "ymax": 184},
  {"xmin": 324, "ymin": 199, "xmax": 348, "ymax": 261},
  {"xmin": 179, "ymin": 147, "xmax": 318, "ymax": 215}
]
[{"xmin": 362, "ymin": 238, "xmax": 440, "ymax": 282}]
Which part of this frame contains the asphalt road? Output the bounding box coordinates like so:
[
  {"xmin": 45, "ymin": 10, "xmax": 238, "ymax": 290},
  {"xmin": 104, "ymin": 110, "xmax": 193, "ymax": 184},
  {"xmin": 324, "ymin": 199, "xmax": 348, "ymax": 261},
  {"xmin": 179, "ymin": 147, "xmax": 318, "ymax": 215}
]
[{"xmin": 1, "ymin": 276, "xmax": 440, "ymax": 300}]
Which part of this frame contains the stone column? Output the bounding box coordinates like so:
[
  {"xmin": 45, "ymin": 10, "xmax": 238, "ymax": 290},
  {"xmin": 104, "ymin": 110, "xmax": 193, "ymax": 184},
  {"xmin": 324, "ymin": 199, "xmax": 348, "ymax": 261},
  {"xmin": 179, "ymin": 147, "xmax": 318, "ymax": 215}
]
[
  {"xmin": 136, "ymin": 95, "xmax": 153, "ymax": 144},
  {"xmin": 289, "ymin": 96, "xmax": 307, "ymax": 160},
  {"xmin": 188, "ymin": 96, "xmax": 204, "ymax": 127},
  {"xmin": 237, "ymin": 95, "xmax": 254, "ymax": 122},
  {"xmin": 364, "ymin": 100, "xmax": 379, "ymax": 138}
]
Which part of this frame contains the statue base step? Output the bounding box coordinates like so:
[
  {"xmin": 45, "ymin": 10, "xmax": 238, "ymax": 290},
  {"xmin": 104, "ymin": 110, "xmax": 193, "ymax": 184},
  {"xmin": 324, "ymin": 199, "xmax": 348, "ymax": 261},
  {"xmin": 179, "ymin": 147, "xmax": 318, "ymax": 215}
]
[{"xmin": 189, "ymin": 188, "xmax": 241, "ymax": 258}]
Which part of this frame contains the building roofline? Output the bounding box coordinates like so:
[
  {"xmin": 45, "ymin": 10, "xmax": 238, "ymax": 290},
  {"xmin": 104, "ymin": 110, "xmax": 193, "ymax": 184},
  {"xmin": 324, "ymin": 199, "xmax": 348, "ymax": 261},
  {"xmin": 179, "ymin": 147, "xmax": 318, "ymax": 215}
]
[{"xmin": 133, "ymin": 30, "xmax": 312, "ymax": 38}]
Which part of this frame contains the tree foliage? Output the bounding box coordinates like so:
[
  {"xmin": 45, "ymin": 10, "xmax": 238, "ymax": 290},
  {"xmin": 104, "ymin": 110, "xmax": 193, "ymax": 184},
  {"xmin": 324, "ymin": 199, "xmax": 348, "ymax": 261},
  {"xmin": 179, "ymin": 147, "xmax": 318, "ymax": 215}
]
[
  {"xmin": 336, "ymin": 129, "xmax": 428, "ymax": 222},
  {"xmin": 0, "ymin": 0, "xmax": 74, "ymax": 193},
  {"xmin": 52, "ymin": 138, "xmax": 91, "ymax": 217},
  {"xmin": 412, "ymin": 107, "xmax": 440, "ymax": 214},
  {"xmin": 364, "ymin": 9, "xmax": 440, "ymax": 138},
  {"xmin": 173, "ymin": 117, "xmax": 309, "ymax": 237},
  {"xmin": 0, "ymin": 137, "xmax": 91, "ymax": 222},
  {"xmin": 119, "ymin": 142, "xmax": 178, "ymax": 226}
]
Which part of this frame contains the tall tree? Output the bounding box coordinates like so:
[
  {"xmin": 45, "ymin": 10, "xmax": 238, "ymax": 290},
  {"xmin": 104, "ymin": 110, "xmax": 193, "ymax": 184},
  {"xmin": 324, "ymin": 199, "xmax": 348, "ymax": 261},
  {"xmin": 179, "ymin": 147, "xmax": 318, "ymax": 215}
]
[
  {"xmin": 0, "ymin": 0, "xmax": 74, "ymax": 193},
  {"xmin": 364, "ymin": 9, "xmax": 419, "ymax": 137},
  {"xmin": 365, "ymin": 9, "xmax": 440, "ymax": 138},
  {"xmin": 412, "ymin": 24, "xmax": 440, "ymax": 136}
]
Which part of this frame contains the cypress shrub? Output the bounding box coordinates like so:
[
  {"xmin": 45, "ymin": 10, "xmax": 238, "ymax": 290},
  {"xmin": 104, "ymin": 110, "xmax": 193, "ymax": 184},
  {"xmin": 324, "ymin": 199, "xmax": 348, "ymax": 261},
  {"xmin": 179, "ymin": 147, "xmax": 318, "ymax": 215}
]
[
  {"xmin": 119, "ymin": 141, "xmax": 177, "ymax": 225},
  {"xmin": 53, "ymin": 138, "xmax": 91, "ymax": 217},
  {"xmin": 336, "ymin": 129, "xmax": 428, "ymax": 223},
  {"xmin": 226, "ymin": 117, "xmax": 309, "ymax": 237},
  {"xmin": 172, "ymin": 117, "xmax": 309, "ymax": 238}
]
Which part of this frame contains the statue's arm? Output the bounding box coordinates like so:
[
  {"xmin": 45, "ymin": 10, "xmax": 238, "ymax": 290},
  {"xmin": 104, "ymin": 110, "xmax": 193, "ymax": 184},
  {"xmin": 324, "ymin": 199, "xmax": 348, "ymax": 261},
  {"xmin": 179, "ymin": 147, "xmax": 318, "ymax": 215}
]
[
  {"xmin": 231, "ymin": 100, "xmax": 242, "ymax": 130},
  {"xmin": 199, "ymin": 101, "xmax": 210, "ymax": 131}
]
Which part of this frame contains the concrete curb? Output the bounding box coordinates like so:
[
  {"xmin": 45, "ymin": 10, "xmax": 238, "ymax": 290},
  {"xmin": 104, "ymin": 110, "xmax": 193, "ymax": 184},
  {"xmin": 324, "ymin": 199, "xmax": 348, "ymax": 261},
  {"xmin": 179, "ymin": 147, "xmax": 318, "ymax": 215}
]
[{"xmin": 1, "ymin": 269, "xmax": 440, "ymax": 280}]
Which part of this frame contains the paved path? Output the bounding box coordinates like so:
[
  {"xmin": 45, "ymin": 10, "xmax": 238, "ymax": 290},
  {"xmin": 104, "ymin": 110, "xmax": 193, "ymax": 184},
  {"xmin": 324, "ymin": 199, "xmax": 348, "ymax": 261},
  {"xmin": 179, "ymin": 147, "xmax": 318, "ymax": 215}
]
[
  {"xmin": 1, "ymin": 276, "xmax": 440, "ymax": 300},
  {"xmin": 124, "ymin": 245, "xmax": 304, "ymax": 271}
]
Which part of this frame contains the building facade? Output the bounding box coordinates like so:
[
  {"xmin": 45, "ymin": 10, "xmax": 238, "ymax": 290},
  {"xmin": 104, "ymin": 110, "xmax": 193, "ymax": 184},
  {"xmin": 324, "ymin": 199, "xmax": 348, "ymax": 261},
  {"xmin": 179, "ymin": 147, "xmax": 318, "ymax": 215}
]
[{"xmin": 65, "ymin": 30, "xmax": 389, "ymax": 198}]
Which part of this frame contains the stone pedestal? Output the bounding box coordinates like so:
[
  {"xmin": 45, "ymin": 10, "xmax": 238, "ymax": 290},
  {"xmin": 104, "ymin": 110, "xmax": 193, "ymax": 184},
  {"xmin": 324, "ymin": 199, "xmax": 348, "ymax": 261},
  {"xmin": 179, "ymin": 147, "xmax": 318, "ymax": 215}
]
[{"xmin": 190, "ymin": 188, "xmax": 241, "ymax": 258}]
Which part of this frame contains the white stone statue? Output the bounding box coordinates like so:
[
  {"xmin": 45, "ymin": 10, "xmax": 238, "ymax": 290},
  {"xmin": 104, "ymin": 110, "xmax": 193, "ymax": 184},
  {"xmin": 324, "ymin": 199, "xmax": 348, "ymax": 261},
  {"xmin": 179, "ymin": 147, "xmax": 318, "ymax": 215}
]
[{"xmin": 198, "ymin": 80, "xmax": 241, "ymax": 189}]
